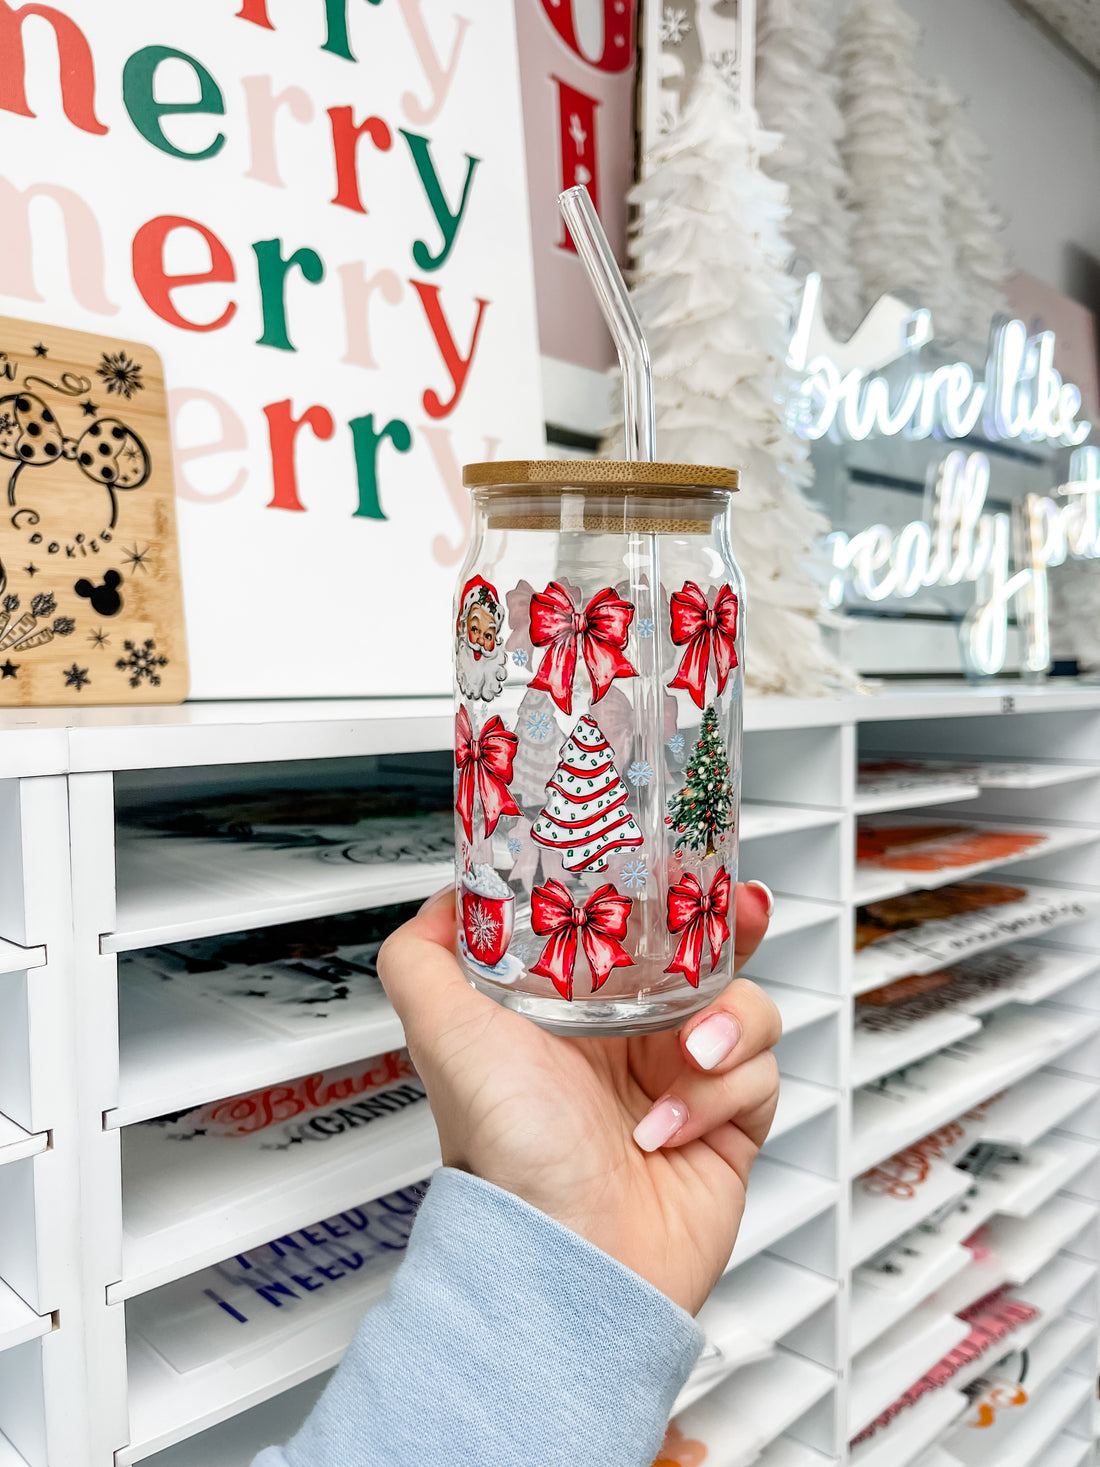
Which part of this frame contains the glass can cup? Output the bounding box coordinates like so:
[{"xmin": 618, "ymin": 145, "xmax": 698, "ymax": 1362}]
[{"xmin": 453, "ymin": 460, "xmax": 743, "ymax": 1036}]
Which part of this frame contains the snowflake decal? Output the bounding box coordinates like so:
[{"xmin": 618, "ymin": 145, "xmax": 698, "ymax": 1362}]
[
  {"xmin": 467, "ymin": 905, "xmax": 500, "ymax": 948},
  {"xmin": 621, "ymin": 860, "xmax": 647, "ymax": 889},
  {"xmin": 507, "ymin": 837, "xmax": 522, "ymax": 857},
  {"xmin": 668, "ymin": 733, "xmax": 686, "ymax": 756},
  {"xmin": 97, "ymin": 351, "xmax": 144, "ymax": 399},
  {"xmin": 659, "ymin": 6, "xmax": 691, "ymax": 44},
  {"xmin": 526, "ymin": 711, "xmax": 552, "ymax": 741},
  {"xmin": 116, "ymin": 637, "xmax": 168, "ymax": 688},
  {"xmin": 63, "ymin": 664, "xmax": 90, "ymax": 691},
  {"xmin": 627, "ymin": 760, "xmax": 654, "ymax": 787},
  {"xmin": 512, "ymin": 649, "xmax": 529, "ymax": 667},
  {"xmin": 637, "ymin": 617, "xmax": 655, "ymax": 638}
]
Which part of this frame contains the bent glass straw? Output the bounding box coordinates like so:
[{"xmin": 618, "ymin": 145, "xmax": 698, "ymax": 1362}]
[{"xmin": 557, "ymin": 184, "xmax": 656, "ymax": 463}]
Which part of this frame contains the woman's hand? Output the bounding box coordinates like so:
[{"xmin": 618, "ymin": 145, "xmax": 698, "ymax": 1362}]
[{"xmin": 378, "ymin": 882, "xmax": 780, "ymax": 1316}]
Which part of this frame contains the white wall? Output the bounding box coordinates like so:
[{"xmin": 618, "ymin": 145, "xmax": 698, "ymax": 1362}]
[{"xmin": 900, "ymin": 0, "xmax": 1100, "ymax": 302}]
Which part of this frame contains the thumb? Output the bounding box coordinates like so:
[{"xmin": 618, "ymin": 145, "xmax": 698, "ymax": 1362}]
[{"xmin": 376, "ymin": 886, "xmax": 485, "ymax": 1045}]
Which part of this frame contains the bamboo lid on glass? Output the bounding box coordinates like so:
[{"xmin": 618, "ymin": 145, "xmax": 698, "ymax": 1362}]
[{"xmin": 463, "ymin": 460, "xmax": 739, "ymax": 492}]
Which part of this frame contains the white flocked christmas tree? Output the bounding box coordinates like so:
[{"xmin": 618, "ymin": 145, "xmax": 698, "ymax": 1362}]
[
  {"xmin": 622, "ymin": 65, "xmax": 856, "ymax": 696},
  {"xmin": 755, "ymin": 0, "xmax": 863, "ymax": 337},
  {"xmin": 926, "ymin": 78, "xmax": 1011, "ymax": 346},
  {"xmin": 510, "ymin": 687, "xmax": 562, "ymax": 807},
  {"xmin": 832, "ymin": 0, "xmax": 963, "ymax": 339},
  {"xmin": 532, "ymin": 715, "xmax": 643, "ymax": 873}
]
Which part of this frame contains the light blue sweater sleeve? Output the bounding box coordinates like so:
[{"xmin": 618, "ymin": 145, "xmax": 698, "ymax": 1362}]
[{"xmin": 253, "ymin": 1166, "xmax": 703, "ymax": 1467}]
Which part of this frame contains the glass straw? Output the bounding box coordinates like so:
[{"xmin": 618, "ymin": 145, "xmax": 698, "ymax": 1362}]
[
  {"xmin": 557, "ymin": 185, "xmax": 655, "ymax": 462},
  {"xmin": 557, "ymin": 186, "xmax": 663, "ymax": 965}
]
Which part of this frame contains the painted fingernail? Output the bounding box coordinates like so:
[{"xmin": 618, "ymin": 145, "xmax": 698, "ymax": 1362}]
[
  {"xmin": 685, "ymin": 1012, "xmax": 742, "ymax": 1070},
  {"xmin": 746, "ymin": 880, "xmax": 775, "ymax": 918},
  {"xmin": 418, "ymin": 885, "xmax": 452, "ymax": 914},
  {"xmin": 633, "ymin": 1096, "xmax": 689, "ymax": 1153}
]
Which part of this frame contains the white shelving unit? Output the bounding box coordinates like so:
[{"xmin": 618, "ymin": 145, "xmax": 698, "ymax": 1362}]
[{"xmin": 1, "ymin": 683, "xmax": 1099, "ymax": 1465}]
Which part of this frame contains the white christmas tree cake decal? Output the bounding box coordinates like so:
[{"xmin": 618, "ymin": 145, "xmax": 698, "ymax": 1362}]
[{"xmin": 531, "ymin": 715, "xmax": 643, "ymax": 874}]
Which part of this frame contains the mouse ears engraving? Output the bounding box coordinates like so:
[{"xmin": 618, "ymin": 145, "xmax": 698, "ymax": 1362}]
[{"xmin": 0, "ymin": 392, "xmax": 151, "ymax": 528}]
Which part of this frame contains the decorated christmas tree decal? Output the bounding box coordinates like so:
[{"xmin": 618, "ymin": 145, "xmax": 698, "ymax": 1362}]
[
  {"xmin": 532, "ymin": 715, "xmax": 643, "ymax": 874},
  {"xmin": 665, "ymin": 705, "xmax": 735, "ymax": 858}
]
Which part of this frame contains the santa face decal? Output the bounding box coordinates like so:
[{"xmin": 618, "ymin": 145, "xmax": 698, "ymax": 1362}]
[{"xmin": 456, "ymin": 576, "xmax": 508, "ymax": 702}]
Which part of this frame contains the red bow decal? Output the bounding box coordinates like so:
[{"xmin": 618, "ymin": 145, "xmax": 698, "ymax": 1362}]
[
  {"xmin": 665, "ymin": 868, "xmax": 732, "ymax": 987},
  {"xmin": 667, "ymin": 582, "xmax": 738, "ymax": 710},
  {"xmin": 529, "ymin": 879, "xmax": 634, "ymax": 1000},
  {"xmin": 455, "ymin": 706, "xmax": 520, "ymax": 842},
  {"xmin": 529, "ymin": 581, "xmax": 637, "ymax": 715}
]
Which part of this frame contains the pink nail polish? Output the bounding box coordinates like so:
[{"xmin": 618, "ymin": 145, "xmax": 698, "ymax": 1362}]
[
  {"xmin": 746, "ymin": 880, "xmax": 775, "ymax": 918},
  {"xmin": 633, "ymin": 1096, "xmax": 689, "ymax": 1153},
  {"xmin": 685, "ymin": 1012, "xmax": 741, "ymax": 1070}
]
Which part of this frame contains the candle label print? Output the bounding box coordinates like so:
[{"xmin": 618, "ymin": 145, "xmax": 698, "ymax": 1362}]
[
  {"xmin": 143, "ymin": 1049, "xmax": 425, "ymax": 1146},
  {"xmin": 531, "ymin": 714, "xmax": 643, "ymax": 873},
  {"xmin": 0, "ymin": 317, "xmax": 186, "ymax": 705}
]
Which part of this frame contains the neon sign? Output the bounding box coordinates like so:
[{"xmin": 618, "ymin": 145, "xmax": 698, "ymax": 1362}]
[
  {"xmin": 823, "ymin": 448, "xmax": 1100, "ymax": 676},
  {"xmin": 788, "ymin": 274, "xmax": 1091, "ymax": 447},
  {"xmin": 795, "ymin": 276, "xmax": 1099, "ymax": 676}
]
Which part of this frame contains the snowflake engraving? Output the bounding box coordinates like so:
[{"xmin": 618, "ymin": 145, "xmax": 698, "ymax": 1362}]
[
  {"xmin": 97, "ymin": 351, "xmax": 144, "ymax": 398},
  {"xmin": 621, "ymin": 860, "xmax": 647, "ymax": 889},
  {"xmin": 657, "ymin": 105, "xmax": 678, "ymax": 136},
  {"xmin": 526, "ymin": 711, "xmax": 552, "ymax": 741},
  {"xmin": 512, "ymin": 649, "xmax": 529, "ymax": 667},
  {"xmin": 660, "ymin": 6, "xmax": 691, "ymax": 44},
  {"xmin": 116, "ymin": 637, "xmax": 168, "ymax": 688},
  {"xmin": 0, "ymin": 414, "xmax": 13, "ymax": 435},
  {"xmin": 668, "ymin": 733, "xmax": 686, "ymax": 756},
  {"xmin": 627, "ymin": 760, "xmax": 654, "ymax": 787},
  {"xmin": 637, "ymin": 617, "xmax": 655, "ymax": 638},
  {"xmin": 711, "ymin": 49, "xmax": 740, "ymax": 88},
  {"xmin": 63, "ymin": 664, "xmax": 90, "ymax": 691},
  {"xmin": 467, "ymin": 905, "xmax": 500, "ymax": 948}
]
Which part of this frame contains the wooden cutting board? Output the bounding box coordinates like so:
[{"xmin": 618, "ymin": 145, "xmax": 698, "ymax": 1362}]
[{"xmin": 0, "ymin": 316, "xmax": 187, "ymax": 705}]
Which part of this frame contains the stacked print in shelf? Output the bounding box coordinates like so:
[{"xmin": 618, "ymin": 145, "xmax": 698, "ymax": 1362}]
[
  {"xmin": 851, "ymin": 1118, "xmax": 1079, "ymax": 1448},
  {"xmin": 122, "ymin": 787, "xmax": 454, "ymax": 867},
  {"xmin": 452, "ymin": 549, "xmax": 742, "ymax": 1027},
  {"xmin": 141, "ymin": 1047, "xmax": 426, "ymax": 1148},
  {"xmin": 857, "ymin": 822, "xmax": 1047, "ymax": 873},
  {"xmin": 853, "ymin": 881, "xmax": 1098, "ymax": 990},
  {"xmin": 128, "ymin": 1181, "xmax": 428, "ymax": 1369},
  {"xmin": 122, "ymin": 904, "xmax": 420, "ymax": 1034}
]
